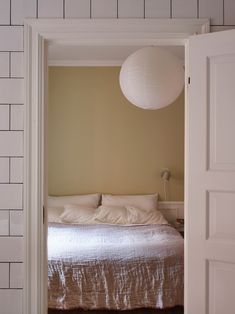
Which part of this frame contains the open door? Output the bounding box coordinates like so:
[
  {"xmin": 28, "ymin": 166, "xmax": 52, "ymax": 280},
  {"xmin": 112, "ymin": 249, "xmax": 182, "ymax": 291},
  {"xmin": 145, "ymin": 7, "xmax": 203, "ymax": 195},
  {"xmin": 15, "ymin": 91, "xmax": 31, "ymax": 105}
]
[{"xmin": 186, "ymin": 29, "xmax": 235, "ymax": 313}]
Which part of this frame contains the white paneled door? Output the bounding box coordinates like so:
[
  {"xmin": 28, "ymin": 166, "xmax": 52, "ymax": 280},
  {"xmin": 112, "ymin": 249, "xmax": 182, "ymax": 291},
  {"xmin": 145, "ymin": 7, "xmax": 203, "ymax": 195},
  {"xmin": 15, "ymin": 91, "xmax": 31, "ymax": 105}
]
[{"xmin": 186, "ymin": 29, "xmax": 235, "ymax": 314}]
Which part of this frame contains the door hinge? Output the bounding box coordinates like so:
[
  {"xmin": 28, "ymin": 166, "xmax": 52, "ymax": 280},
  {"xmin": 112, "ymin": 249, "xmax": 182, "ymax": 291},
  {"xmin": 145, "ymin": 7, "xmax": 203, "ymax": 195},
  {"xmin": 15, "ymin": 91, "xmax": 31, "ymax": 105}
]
[{"xmin": 188, "ymin": 77, "xmax": 191, "ymax": 85}]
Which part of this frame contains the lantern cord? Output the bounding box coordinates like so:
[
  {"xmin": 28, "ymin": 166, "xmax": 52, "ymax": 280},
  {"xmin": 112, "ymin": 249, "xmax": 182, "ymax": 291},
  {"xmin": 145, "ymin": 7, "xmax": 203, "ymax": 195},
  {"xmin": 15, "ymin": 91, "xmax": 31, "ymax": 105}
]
[{"xmin": 164, "ymin": 180, "xmax": 167, "ymax": 201}]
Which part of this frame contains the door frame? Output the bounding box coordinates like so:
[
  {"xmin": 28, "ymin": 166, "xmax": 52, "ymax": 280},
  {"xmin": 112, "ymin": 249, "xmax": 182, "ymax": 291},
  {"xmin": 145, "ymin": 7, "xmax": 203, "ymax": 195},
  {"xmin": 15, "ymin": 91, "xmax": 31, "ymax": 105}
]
[{"xmin": 24, "ymin": 18, "xmax": 209, "ymax": 314}]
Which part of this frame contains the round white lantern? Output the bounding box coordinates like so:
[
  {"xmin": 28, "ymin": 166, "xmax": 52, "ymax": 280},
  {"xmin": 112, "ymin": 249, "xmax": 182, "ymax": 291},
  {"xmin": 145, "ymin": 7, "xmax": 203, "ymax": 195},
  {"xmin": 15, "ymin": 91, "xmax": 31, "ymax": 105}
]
[{"xmin": 119, "ymin": 47, "xmax": 184, "ymax": 110}]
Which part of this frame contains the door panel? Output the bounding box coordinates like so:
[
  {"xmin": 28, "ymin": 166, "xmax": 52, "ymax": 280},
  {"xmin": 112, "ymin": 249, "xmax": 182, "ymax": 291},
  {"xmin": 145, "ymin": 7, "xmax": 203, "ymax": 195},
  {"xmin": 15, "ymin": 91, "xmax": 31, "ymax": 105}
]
[
  {"xmin": 209, "ymin": 54, "xmax": 235, "ymax": 170},
  {"xmin": 208, "ymin": 191, "xmax": 235, "ymax": 241},
  {"xmin": 209, "ymin": 261, "xmax": 235, "ymax": 314},
  {"xmin": 186, "ymin": 29, "xmax": 235, "ymax": 314}
]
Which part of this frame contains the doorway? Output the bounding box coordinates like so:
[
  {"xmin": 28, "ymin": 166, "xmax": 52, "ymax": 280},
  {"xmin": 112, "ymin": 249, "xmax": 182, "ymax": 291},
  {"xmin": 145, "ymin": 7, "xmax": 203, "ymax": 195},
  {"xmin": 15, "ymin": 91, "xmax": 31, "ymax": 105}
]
[{"xmin": 23, "ymin": 18, "xmax": 209, "ymax": 314}]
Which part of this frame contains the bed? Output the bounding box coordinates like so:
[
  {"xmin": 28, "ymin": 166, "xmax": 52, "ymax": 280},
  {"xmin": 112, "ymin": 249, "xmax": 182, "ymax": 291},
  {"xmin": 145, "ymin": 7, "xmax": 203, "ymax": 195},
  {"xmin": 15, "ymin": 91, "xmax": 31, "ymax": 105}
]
[{"xmin": 48, "ymin": 222, "xmax": 184, "ymax": 311}]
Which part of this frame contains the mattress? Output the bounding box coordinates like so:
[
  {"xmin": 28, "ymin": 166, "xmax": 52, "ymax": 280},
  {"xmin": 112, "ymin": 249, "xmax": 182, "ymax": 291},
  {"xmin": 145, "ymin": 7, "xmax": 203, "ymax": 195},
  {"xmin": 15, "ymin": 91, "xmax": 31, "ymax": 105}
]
[{"xmin": 48, "ymin": 223, "xmax": 184, "ymax": 310}]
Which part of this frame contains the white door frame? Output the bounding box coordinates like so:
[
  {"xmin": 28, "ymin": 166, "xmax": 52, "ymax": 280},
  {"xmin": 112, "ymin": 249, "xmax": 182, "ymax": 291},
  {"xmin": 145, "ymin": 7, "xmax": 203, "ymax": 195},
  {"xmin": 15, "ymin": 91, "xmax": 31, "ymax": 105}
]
[{"xmin": 24, "ymin": 18, "xmax": 209, "ymax": 314}]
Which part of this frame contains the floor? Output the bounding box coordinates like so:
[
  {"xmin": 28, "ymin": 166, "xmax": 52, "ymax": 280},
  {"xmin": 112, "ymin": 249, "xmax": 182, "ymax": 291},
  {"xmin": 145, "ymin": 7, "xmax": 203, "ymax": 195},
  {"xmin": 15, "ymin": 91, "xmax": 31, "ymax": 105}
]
[{"xmin": 48, "ymin": 306, "xmax": 184, "ymax": 314}]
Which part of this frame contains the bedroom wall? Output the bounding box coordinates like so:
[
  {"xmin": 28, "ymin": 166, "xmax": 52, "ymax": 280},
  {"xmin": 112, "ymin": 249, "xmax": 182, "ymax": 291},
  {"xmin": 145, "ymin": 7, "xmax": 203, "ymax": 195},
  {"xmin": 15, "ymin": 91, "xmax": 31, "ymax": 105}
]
[
  {"xmin": 48, "ymin": 66, "xmax": 184, "ymax": 200},
  {"xmin": 0, "ymin": 0, "xmax": 234, "ymax": 313}
]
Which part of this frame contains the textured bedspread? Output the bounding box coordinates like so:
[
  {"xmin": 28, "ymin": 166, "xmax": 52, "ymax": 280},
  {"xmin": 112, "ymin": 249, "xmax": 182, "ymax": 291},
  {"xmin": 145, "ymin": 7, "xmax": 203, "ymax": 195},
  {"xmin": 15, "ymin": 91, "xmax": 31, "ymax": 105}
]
[{"xmin": 48, "ymin": 223, "xmax": 184, "ymax": 310}]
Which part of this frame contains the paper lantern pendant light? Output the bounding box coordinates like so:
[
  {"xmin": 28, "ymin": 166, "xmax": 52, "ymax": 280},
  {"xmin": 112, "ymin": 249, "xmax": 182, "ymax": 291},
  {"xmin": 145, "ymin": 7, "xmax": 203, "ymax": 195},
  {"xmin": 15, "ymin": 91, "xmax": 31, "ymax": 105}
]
[{"xmin": 119, "ymin": 47, "xmax": 184, "ymax": 110}]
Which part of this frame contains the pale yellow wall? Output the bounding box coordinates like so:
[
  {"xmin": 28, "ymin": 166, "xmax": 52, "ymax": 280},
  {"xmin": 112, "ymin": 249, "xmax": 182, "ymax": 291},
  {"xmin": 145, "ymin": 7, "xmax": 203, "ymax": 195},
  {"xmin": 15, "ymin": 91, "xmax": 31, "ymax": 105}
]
[{"xmin": 48, "ymin": 67, "xmax": 184, "ymax": 201}]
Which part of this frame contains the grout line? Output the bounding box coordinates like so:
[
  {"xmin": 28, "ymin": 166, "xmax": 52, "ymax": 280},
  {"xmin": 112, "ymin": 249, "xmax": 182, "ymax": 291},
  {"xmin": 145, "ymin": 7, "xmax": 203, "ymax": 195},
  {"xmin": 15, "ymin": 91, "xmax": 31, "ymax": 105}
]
[
  {"xmin": 0, "ymin": 76, "xmax": 23, "ymax": 78},
  {"xmin": 21, "ymin": 185, "xmax": 23, "ymax": 209},
  {"xmin": 170, "ymin": 0, "xmax": 173, "ymax": 18},
  {"xmin": 9, "ymin": 52, "xmax": 11, "ymax": 78},
  {"xmin": 4, "ymin": 209, "xmax": 23, "ymax": 211},
  {"xmin": 8, "ymin": 210, "xmax": 10, "ymax": 237},
  {"xmin": 9, "ymin": 0, "xmax": 11, "ymax": 25},
  {"xmin": 223, "ymin": 0, "xmax": 225, "ymax": 26},
  {"xmin": 63, "ymin": 0, "xmax": 65, "ymax": 19},
  {"xmin": 2, "ymin": 129, "xmax": 24, "ymax": 131},
  {"xmin": 0, "ymin": 129, "xmax": 23, "ymax": 131},
  {"xmin": 36, "ymin": 0, "xmax": 39, "ymax": 18},
  {"xmin": 0, "ymin": 235, "xmax": 23, "ymax": 238},
  {"xmin": 143, "ymin": 0, "xmax": 145, "ymax": 18},
  {"xmin": 0, "ymin": 182, "xmax": 23, "ymax": 185},
  {"xmin": 0, "ymin": 156, "xmax": 23, "ymax": 158},
  {"xmin": 9, "ymin": 210, "xmax": 11, "ymax": 236},
  {"xmin": 0, "ymin": 287, "xmax": 23, "ymax": 290},
  {"xmin": 0, "ymin": 262, "xmax": 23, "ymax": 264},
  {"xmin": 9, "ymin": 157, "xmax": 11, "ymax": 183},
  {"xmin": 7, "ymin": 104, "xmax": 10, "ymax": 131},
  {"xmin": 9, "ymin": 24, "xmax": 25, "ymax": 26},
  {"xmin": 90, "ymin": 0, "xmax": 92, "ymax": 18},
  {"xmin": 117, "ymin": 0, "xmax": 118, "ymax": 18},
  {"xmin": 0, "ymin": 51, "xmax": 24, "ymax": 53},
  {"xmin": 197, "ymin": 0, "xmax": 199, "ymax": 19},
  {"xmin": 9, "ymin": 261, "xmax": 10, "ymax": 288},
  {"xmin": 0, "ymin": 156, "xmax": 22, "ymax": 158}
]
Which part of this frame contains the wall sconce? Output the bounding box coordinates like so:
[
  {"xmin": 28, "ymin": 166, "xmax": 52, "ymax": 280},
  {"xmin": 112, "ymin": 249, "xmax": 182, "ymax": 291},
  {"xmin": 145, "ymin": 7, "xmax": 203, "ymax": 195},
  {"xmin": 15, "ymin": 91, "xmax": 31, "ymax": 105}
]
[{"xmin": 161, "ymin": 168, "xmax": 171, "ymax": 181}]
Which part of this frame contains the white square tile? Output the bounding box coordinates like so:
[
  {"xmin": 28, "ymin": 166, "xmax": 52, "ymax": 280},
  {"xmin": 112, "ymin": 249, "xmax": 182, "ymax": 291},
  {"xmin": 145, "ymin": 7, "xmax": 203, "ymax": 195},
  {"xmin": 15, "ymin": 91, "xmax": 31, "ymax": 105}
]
[
  {"xmin": 145, "ymin": 0, "xmax": 171, "ymax": 18},
  {"xmin": 0, "ymin": 52, "xmax": 9, "ymax": 77},
  {"xmin": 199, "ymin": 0, "xmax": 223, "ymax": 25},
  {"xmin": 10, "ymin": 211, "xmax": 23, "ymax": 236},
  {"xmin": 10, "ymin": 263, "xmax": 23, "ymax": 288},
  {"xmin": 0, "ymin": 131, "xmax": 23, "ymax": 157},
  {"xmin": 65, "ymin": 0, "xmax": 90, "ymax": 18},
  {"xmin": 0, "ymin": 289, "xmax": 22, "ymax": 314},
  {"xmin": 10, "ymin": 158, "xmax": 23, "ymax": 183},
  {"xmin": 0, "ymin": 79, "xmax": 24, "ymax": 104},
  {"xmin": 0, "ymin": 237, "xmax": 23, "ymax": 262},
  {"xmin": 38, "ymin": 0, "xmax": 64, "ymax": 18},
  {"xmin": 0, "ymin": 184, "xmax": 22, "ymax": 209},
  {"xmin": 11, "ymin": 0, "xmax": 37, "ymax": 25},
  {"xmin": 11, "ymin": 105, "xmax": 24, "ymax": 130},
  {"xmin": 0, "ymin": 158, "xmax": 9, "ymax": 183},
  {"xmin": 224, "ymin": 0, "xmax": 235, "ymax": 25},
  {"xmin": 0, "ymin": 0, "xmax": 10, "ymax": 25},
  {"xmin": 0, "ymin": 263, "xmax": 9, "ymax": 288},
  {"xmin": 0, "ymin": 26, "xmax": 23, "ymax": 51},
  {"xmin": 11, "ymin": 52, "xmax": 24, "ymax": 78},
  {"xmin": 0, "ymin": 105, "xmax": 9, "ymax": 130},
  {"xmin": 91, "ymin": 0, "xmax": 117, "ymax": 18},
  {"xmin": 172, "ymin": 0, "xmax": 197, "ymax": 18},
  {"xmin": 118, "ymin": 0, "xmax": 144, "ymax": 18},
  {"xmin": 0, "ymin": 211, "xmax": 9, "ymax": 236}
]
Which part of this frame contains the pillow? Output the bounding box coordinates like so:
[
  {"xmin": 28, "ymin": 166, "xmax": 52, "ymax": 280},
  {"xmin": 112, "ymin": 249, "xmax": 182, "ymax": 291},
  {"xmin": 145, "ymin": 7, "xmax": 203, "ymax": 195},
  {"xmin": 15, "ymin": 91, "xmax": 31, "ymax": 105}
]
[
  {"xmin": 101, "ymin": 193, "xmax": 158, "ymax": 212},
  {"xmin": 48, "ymin": 193, "xmax": 100, "ymax": 208},
  {"xmin": 94, "ymin": 205, "xmax": 129, "ymax": 224},
  {"xmin": 126, "ymin": 206, "xmax": 168, "ymax": 225},
  {"xmin": 47, "ymin": 207, "xmax": 64, "ymax": 223},
  {"xmin": 59, "ymin": 204, "xmax": 96, "ymax": 224}
]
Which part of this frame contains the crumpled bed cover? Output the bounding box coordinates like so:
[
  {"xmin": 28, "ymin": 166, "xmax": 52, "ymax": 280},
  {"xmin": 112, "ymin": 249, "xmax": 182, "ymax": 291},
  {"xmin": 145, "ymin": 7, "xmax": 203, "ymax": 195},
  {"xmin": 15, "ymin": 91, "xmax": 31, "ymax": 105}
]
[{"xmin": 48, "ymin": 223, "xmax": 184, "ymax": 310}]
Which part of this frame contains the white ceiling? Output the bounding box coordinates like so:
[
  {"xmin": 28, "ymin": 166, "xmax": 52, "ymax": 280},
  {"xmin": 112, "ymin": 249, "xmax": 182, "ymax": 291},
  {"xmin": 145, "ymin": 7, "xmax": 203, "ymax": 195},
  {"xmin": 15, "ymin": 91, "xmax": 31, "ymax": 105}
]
[{"xmin": 48, "ymin": 44, "xmax": 184, "ymax": 66}]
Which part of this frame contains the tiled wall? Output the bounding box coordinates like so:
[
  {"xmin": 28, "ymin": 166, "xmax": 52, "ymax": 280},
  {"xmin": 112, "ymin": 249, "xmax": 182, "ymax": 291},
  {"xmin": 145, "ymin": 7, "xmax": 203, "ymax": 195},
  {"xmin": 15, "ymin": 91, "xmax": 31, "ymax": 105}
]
[{"xmin": 0, "ymin": 0, "xmax": 234, "ymax": 313}]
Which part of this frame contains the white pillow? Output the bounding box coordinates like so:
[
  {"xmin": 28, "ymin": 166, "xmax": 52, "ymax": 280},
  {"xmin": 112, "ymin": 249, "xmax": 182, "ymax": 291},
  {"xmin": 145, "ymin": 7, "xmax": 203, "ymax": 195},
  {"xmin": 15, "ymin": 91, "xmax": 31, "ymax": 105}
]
[
  {"xmin": 101, "ymin": 193, "xmax": 158, "ymax": 212},
  {"xmin": 94, "ymin": 205, "xmax": 129, "ymax": 224},
  {"xmin": 48, "ymin": 193, "xmax": 100, "ymax": 208},
  {"xmin": 126, "ymin": 206, "xmax": 168, "ymax": 225},
  {"xmin": 48, "ymin": 207, "xmax": 64, "ymax": 223},
  {"xmin": 59, "ymin": 204, "xmax": 96, "ymax": 224}
]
